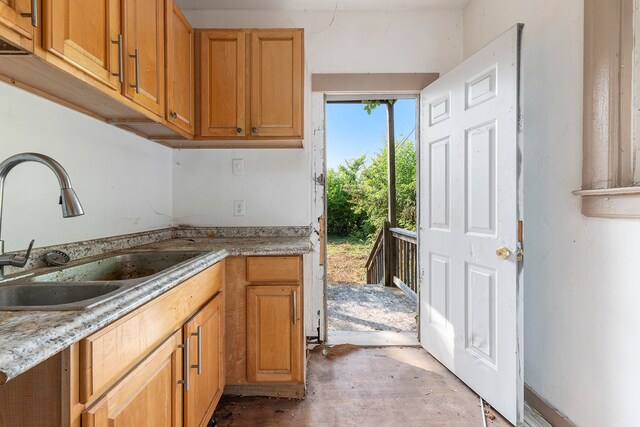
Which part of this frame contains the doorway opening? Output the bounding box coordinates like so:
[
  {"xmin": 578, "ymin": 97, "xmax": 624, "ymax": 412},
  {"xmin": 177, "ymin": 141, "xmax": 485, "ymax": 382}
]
[{"xmin": 324, "ymin": 95, "xmax": 419, "ymax": 346}]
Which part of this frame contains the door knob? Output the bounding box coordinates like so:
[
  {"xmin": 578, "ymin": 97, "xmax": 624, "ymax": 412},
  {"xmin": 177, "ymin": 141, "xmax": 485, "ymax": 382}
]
[{"xmin": 496, "ymin": 246, "xmax": 511, "ymax": 259}]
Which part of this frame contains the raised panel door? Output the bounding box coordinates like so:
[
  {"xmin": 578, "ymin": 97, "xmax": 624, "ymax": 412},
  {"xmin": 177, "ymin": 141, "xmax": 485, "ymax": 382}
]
[
  {"xmin": 199, "ymin": 30, "xmax": 246, "ymax": 138},
  {"xmin": 0, "ymin": 0, "xmax": 35, "ymax": 49},
  {"xmin": 123, "ymin": 0, "xmax": 164, "ymax": 116},
  {"xmin": 250, "ymin": 29, "xmax": 303, "ymax": 138},
  {"xmin": 184, "ymin": 294, "xmax": 225, "ymax": 427},
  {"xmin": 418, "ymin": 25, "xmax": 523, "ymax": 425},
  {"xmin": 46, "ymin": 0, "xmax": 121, "ymax": 90},
  {"xmin": 246, "ymin": 285, "xmax": 302, "ymax": 383},
  {"xmin": 81, "ymin": 330, "xmax": 183, "ymax": 427},
  {"xmin": 166, "ymin": 0, "xmax": 194, "ymax": 135}
]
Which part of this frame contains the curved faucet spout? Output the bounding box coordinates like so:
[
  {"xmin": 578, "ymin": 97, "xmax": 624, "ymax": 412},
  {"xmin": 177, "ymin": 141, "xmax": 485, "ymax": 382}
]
[
  {"xmin": 0, "ymin": 153, "xmax": 74, "ymax": 189},
  {"xmin": 0, "ymin": 153, "xmax": 84, "ymax": 278}
]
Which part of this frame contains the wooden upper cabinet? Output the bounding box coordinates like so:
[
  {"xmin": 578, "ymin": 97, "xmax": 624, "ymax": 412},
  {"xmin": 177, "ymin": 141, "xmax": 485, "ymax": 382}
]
[
  {"xmin": 197, "ymin": 28, "xmax": 303, "ymax": 142},
  {"xmin": 123, "ymin": 0, "xmax": 165, "ymax": 116},
  {"xmin": 82, "ymin": 330, "xmax": 183, "ymax": 427},
  {"xmin": 250, "ymin": 29, "xmax": 303, "ymax": 138},
  {"xmin": 166, "ymin": 0, "xmax": 194, "ymax": 135},
  {"xmin": 199, "ymin": 30, "xmax": 246, "ymax": 138},
  {"xmin": 184, "ymin": 294, "xmax": 225, "ymax": 427},
  {"xmin": 45, "ymin": 0, "xmax": 122, "ymax": 90},
  {"xmin": 246, "ymin": 285, "xmax": 303, "ymax": 383},
  {"xmin": 0, "ymin": 0, "xmax": 35, "ymax": 50}
]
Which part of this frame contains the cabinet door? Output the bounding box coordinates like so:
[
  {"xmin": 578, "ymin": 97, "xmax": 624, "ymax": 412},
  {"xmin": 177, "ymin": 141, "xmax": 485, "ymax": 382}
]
[
  {"xmin": 199, "ymin": 30, "xmax": 246, "ymax": 138},
  {"xmin": 82, "ymin": 330, "xmax": 183, "ymax": 427},
  {"xmin": 184, "ymin": 293, "xmax": 224, "ymax": 427},
  {"xmin": 123, "ymin": 0, "xmax": 164, "ymax": 115},
  {"xmin": 0, "ymin": 0, "xmax": 34, "ymax": 50},
  {"xmin": 250, "ymin": 29, "xmax": 303, "ymax": 138},
  {"xmin": 165, "ymin": 0, "xmax": 194, "ymax": 135},
  {"xmin": 46, "ymin": 0, "xmax": 121, "ymax": 90},
  {"xmin": 247, "ymin": 285, "xmax": 302, "ymax": 383}
]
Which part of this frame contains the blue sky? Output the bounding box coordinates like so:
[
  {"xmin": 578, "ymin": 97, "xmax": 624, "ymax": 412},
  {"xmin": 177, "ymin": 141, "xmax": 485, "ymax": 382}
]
[{"xmin": 326, "ymin": 98, "xmax": 417, "ymax": 169}]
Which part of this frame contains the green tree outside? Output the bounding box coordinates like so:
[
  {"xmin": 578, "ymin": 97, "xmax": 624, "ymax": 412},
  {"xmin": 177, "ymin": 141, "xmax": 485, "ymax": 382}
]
[{"xmin": 326, "ymin": 137, "xmax": 417, "ymax": 238}]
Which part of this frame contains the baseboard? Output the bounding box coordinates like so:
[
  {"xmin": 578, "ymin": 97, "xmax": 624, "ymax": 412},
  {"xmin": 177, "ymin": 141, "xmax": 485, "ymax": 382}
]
[
  {"xmin": 525, "ymin": 386, "xmax": 576, "ymax": 427},
  {"xmin": 223, "ymin": 383, "xmax": 305, "ymax": 399},
  {"xmin": 525, "ymin": 403, "xmax": 552, "ymax": 427}
]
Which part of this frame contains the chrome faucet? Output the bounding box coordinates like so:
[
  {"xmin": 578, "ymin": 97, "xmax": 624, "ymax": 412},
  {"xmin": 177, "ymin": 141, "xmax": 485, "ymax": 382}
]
[{"xmin": 0, "ymin": 153, "xmax": 84, "ymax": 278}]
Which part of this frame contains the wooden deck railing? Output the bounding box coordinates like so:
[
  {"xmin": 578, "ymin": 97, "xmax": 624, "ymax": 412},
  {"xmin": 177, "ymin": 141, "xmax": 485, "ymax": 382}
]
[
  {"xmin": 365, "ymin": 226, "xmax": 385, "ymax": 285},
  {"xmin": 390, "ymin": 227, "xmax": 418, "ymax": 298},
  {"xmin": 365, "ymin": 222, "xmax": 418, "ymax": 300}
]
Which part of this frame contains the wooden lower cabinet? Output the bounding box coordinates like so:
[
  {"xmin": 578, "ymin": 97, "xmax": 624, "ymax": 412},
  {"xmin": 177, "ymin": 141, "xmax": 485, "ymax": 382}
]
[
  {"xmin": 82, "ymin": 330, "xmax": 183, "ymax": 427},
  {"xmin": 246, "ymin": 284, "xmax": 303, "ymax": 383},
  {"xmin": 224, "ymin": 256, "xmax": 305, "ymax": 398},
  {"xmin": 184, "ymin": 293, "xmax": 224, "ymax": 427},
  {"xmin": 0, "ymin": 261, "xmax": 225, "ymax": 427}
]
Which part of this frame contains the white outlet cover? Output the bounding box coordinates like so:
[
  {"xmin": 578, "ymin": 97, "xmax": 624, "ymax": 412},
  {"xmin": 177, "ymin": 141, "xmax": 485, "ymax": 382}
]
[
  {"xmin": 232, "ymin": 159, "xmax": 244, "ymax": 176},
  {"xmin": 233, "ymin": 200, "xmax": 245, "ymax": 217}
]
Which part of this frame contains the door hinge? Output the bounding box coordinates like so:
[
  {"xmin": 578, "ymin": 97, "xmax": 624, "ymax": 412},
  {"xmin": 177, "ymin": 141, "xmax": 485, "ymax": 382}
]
[
  {"xmin": 517, "ymin": 114, "xmax": 524, "ymax": 134},
  {"xmin": 314, "ymin": 173, "xmax": 325, "ymax": 185},
  {"xmin": 517, "ymin": 220, "xmax": 524, "ymax": 262}
]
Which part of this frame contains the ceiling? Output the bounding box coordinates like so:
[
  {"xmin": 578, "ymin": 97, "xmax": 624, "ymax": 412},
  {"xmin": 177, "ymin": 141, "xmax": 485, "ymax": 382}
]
[{"xmin": 176, "ymin": 0, "xmax": 469, "ymax": 11}]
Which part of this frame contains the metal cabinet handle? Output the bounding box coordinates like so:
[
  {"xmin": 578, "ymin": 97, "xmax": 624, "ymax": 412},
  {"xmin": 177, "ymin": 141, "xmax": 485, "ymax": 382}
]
[
  {"xmin": 111, "ymin": 34, "xmax": 123, "ymax": 83},
  {"xmin": 237, "ymin": 127, "xmax": 243, "ymax": 134},
  {"xmin": 129, "ymin": 49, "xmax": 140, "ymax": 94},
  {"xmin": 191, "ymin": 326, "xmax": 202, "ymax": 375},
  {"xmin": 252, "ymin": 127, "xmax": 258, "ymax": 134},
  {"xmin": 177, "ymin": 336, "xmax": 190, "ymax": 391},
  {"xmin": 20, "ymin": 0, "xmax": 38, "ymax": 27},
  {"xmin": 170, "ymin": 112, "xmax": 178, "ymax": 119},
  {"xmin": 292, "ymin": 290, "xmax": 297, "ymax": 325}
]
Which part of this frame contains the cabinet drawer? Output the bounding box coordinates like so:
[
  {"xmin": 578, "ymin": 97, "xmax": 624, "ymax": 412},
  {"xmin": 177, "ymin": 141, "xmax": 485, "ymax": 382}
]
[
  {"xmin": 246, "ymin": 256, "xmax": 301, "ymax": 283},
  {"xmin": 79, "ymin": 261, "xmax": 223, "ymax": 404}
]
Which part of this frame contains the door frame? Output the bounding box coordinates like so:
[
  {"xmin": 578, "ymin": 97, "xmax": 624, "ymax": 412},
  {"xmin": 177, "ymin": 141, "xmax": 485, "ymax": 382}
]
[{"xmin": 310, "ymin": 89, "xmax": 422, "ymax": 342}]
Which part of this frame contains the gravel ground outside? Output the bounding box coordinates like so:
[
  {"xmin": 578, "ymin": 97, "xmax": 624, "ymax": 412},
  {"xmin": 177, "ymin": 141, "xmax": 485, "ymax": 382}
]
[{"xmin": 327, "ymin": 283, "xmax": 417, "ymax": 332}]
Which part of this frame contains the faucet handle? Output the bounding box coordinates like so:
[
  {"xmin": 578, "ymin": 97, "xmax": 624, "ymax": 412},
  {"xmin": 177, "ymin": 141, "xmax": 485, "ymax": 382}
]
[{"xmin": 10, "ymin": 239, "xmax": 35, "ymax": 268}]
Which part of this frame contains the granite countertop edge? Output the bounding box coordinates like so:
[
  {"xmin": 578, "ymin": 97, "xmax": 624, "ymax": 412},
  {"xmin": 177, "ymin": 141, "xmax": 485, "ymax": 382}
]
[{"xmin": 0, "ymin": 236, "xmax": 312, "ymax": 384}]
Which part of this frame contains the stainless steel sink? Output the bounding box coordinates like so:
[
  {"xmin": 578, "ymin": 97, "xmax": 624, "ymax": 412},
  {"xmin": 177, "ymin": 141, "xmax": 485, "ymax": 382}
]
[
  {"xmin": 0, "ymin": 282, "xmax": 123, "ymax": 310},
  {"xmin": 0, "ymin": 251, "xmax": 206, "ymax": 310},
  {"xmin": 31, "ymin": 251, "xmax": 204, "ymax": 282}
]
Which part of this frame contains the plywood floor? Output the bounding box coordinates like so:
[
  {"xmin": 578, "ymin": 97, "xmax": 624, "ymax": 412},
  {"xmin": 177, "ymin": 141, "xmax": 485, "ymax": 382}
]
[{"xmin": 212, "ymin": 346, "xmax": 511, "ymax": 427}]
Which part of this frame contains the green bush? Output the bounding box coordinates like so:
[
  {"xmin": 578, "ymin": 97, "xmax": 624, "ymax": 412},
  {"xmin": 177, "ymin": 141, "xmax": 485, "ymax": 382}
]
[
  {"xmin": 326, "ymin": 138, "xmax": 416, "ymax": 238},
  {"xmin": 326, "ymin": 157, "xmax": 368, "ymax": 237}
]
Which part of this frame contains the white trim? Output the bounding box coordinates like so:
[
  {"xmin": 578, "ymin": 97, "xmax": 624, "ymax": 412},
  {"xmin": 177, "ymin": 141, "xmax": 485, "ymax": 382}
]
[
  {"xmin": 326, "ymin": 93, "xmax": 420, "ymax": 101},
  {"xmin": 572, "ymin": 186, "xmax": 640, "ymax": 196},
  {"xmin": 327, "ymin": 331, "xmax": 419, "ymax": 346}
]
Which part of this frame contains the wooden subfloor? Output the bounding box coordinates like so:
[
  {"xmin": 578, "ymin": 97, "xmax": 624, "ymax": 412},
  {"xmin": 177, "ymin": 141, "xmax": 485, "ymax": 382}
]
[{"xmin": 212, "ymin": 346, "xmax": 511, "ymax": 426}]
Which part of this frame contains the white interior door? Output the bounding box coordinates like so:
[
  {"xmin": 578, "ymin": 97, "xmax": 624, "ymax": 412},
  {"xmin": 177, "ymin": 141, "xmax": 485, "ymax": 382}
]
[{"xmin": 419, "ymin": 25, "xmax": 524, "ymax": 425}]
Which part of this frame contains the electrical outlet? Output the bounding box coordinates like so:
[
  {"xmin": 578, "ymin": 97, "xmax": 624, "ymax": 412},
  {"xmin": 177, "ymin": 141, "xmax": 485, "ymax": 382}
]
[
  {"xmin": 232, "ymin": 159, "xmax": 244, "ymax": 176},
  {"xmin": 233, "ymin": 200, "xmax": 245, "ymax": 217}
]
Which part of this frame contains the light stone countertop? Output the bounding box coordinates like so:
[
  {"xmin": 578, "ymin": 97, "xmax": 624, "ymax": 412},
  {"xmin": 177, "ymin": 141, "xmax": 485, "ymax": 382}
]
[{"xmin": 0, "ymin": 235, "xmax": 311, "ymax": 384}]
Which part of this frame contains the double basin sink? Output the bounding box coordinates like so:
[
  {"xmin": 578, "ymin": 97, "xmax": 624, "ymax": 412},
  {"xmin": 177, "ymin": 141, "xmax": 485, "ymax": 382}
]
[{"xmin": 0, "ymin": 251, "xmax": 206, "ymax": 311}]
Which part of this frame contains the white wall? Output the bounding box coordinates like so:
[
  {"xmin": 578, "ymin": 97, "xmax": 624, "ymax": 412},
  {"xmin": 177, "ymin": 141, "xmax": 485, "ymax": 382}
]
[
  {"xmin": 0, "ymin": 83, "xmax": 173, "ymax": 252},
  {"xmin": 464, "ymin": 2, "xmax": 640, "ymax": 426},
  {"xmin": 172, "ymin": 8, "xmax": 463, "ymax": 226}
]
